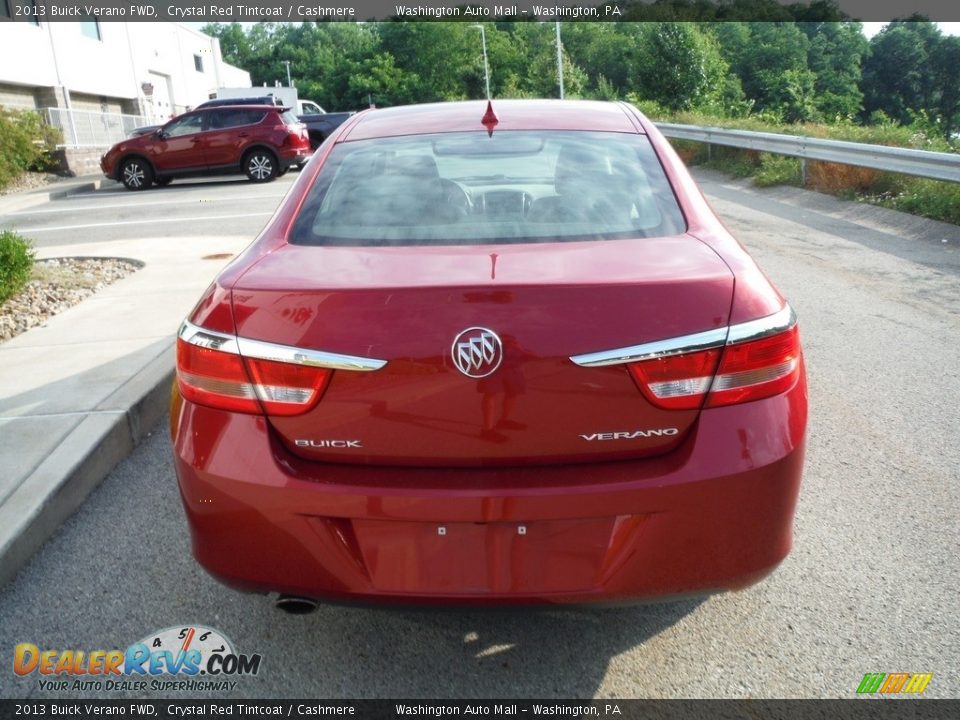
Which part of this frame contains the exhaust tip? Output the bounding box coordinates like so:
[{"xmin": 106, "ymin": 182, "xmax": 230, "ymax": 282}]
[{"xmin": 275, "ymin": 595, "xmax": 319, "ymax": 615}]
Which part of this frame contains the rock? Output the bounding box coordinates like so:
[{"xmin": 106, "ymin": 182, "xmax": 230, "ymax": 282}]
[{"xmin": 0, "ymin": 258, "xmax": 141, "ymax": 342}]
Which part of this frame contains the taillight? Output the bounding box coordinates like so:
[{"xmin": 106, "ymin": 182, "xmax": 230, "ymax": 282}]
[
  {"xmin": 243, "ymin": 355, "xmax": 331, "ymax": 416},
  {"xmin": 176, "ymin": 337, "xmax": 261, "ymax": 414},
  {"xmin": 176, "ymin": 320, "xmax": 386, "ymax": 415},
  {"xmin": 628, "ymin": 324, "xmax": 801, "ymax": 409},
  {"xmin": 176, "ymin": 336, "xmax": 330, "ymax": 417},
  {"xmin": 706, "ymin": 325, "xmax": 801, "ymax": 407},
  {"xmin": 627, "ymin": 349, "xmax": 721, "ymax": 410},
  {"xmin": 284, "ymin": 127, "xmax": 307, "ymax": 147}
]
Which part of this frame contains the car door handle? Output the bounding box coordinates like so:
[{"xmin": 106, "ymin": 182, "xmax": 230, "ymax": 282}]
[{"xmin": 237, "ymin": 133, "xmax": 250, "ymax": 138}]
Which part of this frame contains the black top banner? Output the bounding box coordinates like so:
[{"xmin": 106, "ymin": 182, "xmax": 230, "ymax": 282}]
[
  {"xmin": 3, "ymin": 0, "xmax": 960, "ymax": 23},
  {"xmin": 2, "ymin": 700, "xmax": 960, "ymax": 719}
]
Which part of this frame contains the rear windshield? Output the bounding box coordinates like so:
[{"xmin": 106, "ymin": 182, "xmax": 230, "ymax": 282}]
[
  {"xmin": 280, "ymin": 110, "xmax": 301, "ymax": 125},
  {"xmin": 289, "ymin": 130, "xmax": 686, "ymax": 246}
]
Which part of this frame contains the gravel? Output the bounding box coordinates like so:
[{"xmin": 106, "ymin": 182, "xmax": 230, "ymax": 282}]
[
  {"xmin": 0, "ymin": 257, "xmax": 141, "ymax": 342},
  {"xmin": 0, "ymin": 171, "xmax": 64, "ymax": 196}
]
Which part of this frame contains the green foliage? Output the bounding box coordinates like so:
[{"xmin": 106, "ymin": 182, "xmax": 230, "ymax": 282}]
[
  {"xmin": 626, "ymin": 97, "xmax": 671, "ymax": 120},
  {"xmin": 0, "ymin": 107, "xmax": 61, "ymax": 191},
  {"xmin": 591, "ymin": 75, "xmax": 620, "ymax": 101},
  {"xmin": 0, "ymin": 231, "xmax": 34, "ymax": 305},
  {"xmin": 871, "ymin": 178, "xmax": 960, "ymax": 226},
  {"xmin": 633, "ymin": 23, "xmax": 728, "ymax": 112},
  {"xmin": 754, "ymin": 154, "xmax": 803, "ymax": 186},
  {"xmin": 860, "ymin": 19, "xmax": 960, "ymax": 138},
  {"xmin": 702, "ymin": 149, "xmax": 759, "ymax": 179},
  {"xmin": 806, "ymin": 22, "xmax": 868, "ymax": 119}
]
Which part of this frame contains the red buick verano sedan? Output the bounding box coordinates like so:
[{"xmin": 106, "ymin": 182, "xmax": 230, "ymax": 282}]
[{"xmin": 170, "ymin": 100, "xmax": 807, "ymax": 609}]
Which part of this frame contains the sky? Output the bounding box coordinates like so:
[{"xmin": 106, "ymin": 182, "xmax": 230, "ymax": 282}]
[{"xmin": 862, "ymin": 21, "xmax": 960, "ymax": 37}]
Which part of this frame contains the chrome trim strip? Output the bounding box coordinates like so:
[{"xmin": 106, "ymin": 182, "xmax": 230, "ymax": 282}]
[
  {"xmin": 569, "ymin": 304, "xmax": 796, "ymax": 368},
  {"xmin": 178, "ymin": 320, "xmax": 387, "ymax": 372},
  {"xmin": 177, "ymin": 322, "xmax": 239, "ymax": 354},
  {"xmin": 725, "ymin": 304, "xmax": 796, "ymax": 345},
  {"xmin": 570, "ymin": 327, "xmax": 728, "ymax": 367},
  {"xmin": 237, "ymin": 336, "xmax": 387, "ymax": 372}
]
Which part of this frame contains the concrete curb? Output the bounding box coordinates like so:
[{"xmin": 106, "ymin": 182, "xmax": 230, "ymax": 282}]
[
  {"xmin": 0, "ymin": 348, "xmax": 173, "ymax": 589},
  {"xmin": 0, "ymin": 178, "xmax": 104, "ymax": 215}
]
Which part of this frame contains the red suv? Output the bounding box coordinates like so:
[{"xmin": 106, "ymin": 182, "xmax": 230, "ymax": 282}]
[{"xmin": 101, "ymin": 105, "xmax": 311, "ymax": 190}]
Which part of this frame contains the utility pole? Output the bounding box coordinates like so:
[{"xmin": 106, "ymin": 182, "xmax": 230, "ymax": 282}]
[
  {"xmin": 470, "ymin": 24, "xmax": 491, "ymax": 100},
  {"xmin": 555, "ymin": 22, "xmax": 564, "ymax": 99},
  {"xmin": 283, "ymin": 60, "xmax": 292, "ymax": 88}
]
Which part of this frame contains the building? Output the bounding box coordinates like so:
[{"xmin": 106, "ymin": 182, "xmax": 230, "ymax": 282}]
[{"xmin": 0, "ymin": 17, "xmax": 250, "ymax": 171}]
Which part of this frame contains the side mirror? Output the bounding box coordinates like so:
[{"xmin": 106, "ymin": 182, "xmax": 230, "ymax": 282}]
[{"xmin": 154, "ymin": 129, "xmax": 166, "ymax": 139}]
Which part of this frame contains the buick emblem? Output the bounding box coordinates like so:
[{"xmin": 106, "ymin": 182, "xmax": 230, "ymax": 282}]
[{"xmin": 451, "ymin": 327, "xmax": 503, "ymax": 379}]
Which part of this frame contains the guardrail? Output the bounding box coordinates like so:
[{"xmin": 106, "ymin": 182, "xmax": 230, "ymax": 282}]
[
  {"xmin": 656, "ymin": 123, "xmax": 960, "ymax": 184},
  {"xmin": 43, "ymin": 108, "xmax": 150, "ymax": 149}
]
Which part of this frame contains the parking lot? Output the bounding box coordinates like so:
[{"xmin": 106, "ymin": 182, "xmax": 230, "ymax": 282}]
[
  {"xmin": 0, "ymin": 170, "xmax": 958, "ymax": 698},
  {"xmin": 0, "ymin": 174, "xmax": 297, "ymax": 248}
]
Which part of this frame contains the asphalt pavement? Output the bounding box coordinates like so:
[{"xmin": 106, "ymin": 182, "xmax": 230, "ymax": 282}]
[
  {"xmin": 0, "ymin": 175, "xmax": 293, "ymax": 247},
  {"xmin": 0, "ymin": 170, "xmax": 958, "ymax": 699}
]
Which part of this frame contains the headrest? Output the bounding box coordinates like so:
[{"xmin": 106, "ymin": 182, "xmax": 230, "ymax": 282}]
[
  {"xmin": 385, "ymin": 154, "xmax": 441, "ymax": 182},
  {"xmin": 555, "ymin": 143, "xmax": 617, "ymax": 197}
]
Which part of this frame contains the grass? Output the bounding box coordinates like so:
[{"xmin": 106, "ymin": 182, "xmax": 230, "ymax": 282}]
[{"xmin": 869, "ymin": 178, "xmax": 960, "ymax": 226}]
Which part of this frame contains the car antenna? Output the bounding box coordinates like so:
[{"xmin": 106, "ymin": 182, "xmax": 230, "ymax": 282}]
[{"xmin": 481, "ymin": 100, "xmax": 498, "ymax": 137}]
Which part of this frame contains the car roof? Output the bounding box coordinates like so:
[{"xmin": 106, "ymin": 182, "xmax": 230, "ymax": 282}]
[
  {"xmin": 193, "ymin": 104, "xmax": 283, "ymax": 113},
  {"xmin": 342, "ymin": 99, "xmax": 641, "ymax": 141},
  {"xmin": 197, "ymin": 97, "xmax": 280, "ymax": 108}
]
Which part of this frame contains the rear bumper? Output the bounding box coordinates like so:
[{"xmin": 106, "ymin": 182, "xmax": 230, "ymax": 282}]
[
  {"xmin": 171, "ymin": 378, "xmax": 806, "ymax": 605},
  {"xmin": 278, "ymin": 145, "xmax": 311, "ymax": 169}
]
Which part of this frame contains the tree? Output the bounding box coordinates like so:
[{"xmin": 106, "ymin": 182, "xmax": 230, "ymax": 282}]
[
  {"xmin": 344, "ymin": 52, "xmax": 419, "ymax": 108},
  {"xmin": 930, "ymin": 35, "xmax": 960, "ymax": 138},
  {"xmin": 861, "ymin": 20, "xmax": 942, "ymax": 127},
  {"xmin": 376, "ymin": 22, "xmax": 484, "ymax": 101},
  {"xmin": 712, "ymin": 22, "xmax": 817, "ymax": 121},
  {"xmin": 202, "ymin": 23, "xmax": 253, "ymax": 72},
  {"xmin": 634, "ymin": 23, "xmax": 728, "ymax": 111},
  {"xmin": 805, "ymin": 22, "xmax": 868, "ymax": 120}
]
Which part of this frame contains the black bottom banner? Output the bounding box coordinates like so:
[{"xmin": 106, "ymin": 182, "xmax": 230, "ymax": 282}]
[{"xmin": 2, "ymin": 700, "xmax": 959, "ymax": 720}]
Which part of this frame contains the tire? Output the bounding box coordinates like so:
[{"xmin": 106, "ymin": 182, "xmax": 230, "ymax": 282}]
[
  {"xmin": 155, "ymin": 177, "xmax": 173, "ymax": 187},
  {"xmin": 121, "ymin": 157, "xmax": 153, "ymax": 191},
  {"xmin": 244, "ymin": 149, "xmax": 278, "ymax": 183},
  {"xmin": 276, "ymin": 167, "xmax": 288, "ymax": 178}
]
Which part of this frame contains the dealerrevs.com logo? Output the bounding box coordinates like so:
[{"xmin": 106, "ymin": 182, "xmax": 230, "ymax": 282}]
[{"xmin": 13, "ymin": 625, "xmax": 262, "ymax": 692}]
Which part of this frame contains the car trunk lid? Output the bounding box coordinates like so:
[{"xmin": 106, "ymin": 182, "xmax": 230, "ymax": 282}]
[{"xmin": 230, "ymin": 235, "xmax": 733, "ymax": 467}]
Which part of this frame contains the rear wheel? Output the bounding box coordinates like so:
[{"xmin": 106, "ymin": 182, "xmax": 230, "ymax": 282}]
[
  {"xmin": 121, "ymin": 157, "xmax": 153, "ymax": 191},
  {"xmin": 244, "ymin": 149, "xmax": 278, "ymax": 183}
]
